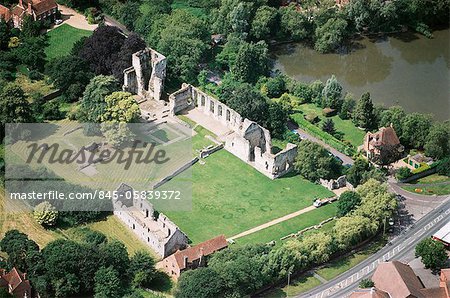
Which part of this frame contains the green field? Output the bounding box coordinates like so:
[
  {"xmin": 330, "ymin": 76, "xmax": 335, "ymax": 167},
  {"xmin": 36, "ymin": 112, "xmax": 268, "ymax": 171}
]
[
  {"xmin": 293, "ymin": 103, "xmax": 366, "ymax": 148},
  {"xmin": 164, "ymin": 149, "xmax": 334, "ymax": 244},
  {"xmin": 45, "ymin": 24, "xmax": 92, "ymax": 60},
  {"xmin": 236, "ymin": 204, "xmax": 337, "ymax": 245},
  {"xmin": 402, "ymin": 183, "xmax": 450, "ymax": 196},
  {"xmin": 169, "ymin": 0, "xmax": 206, "ymax": 17},
  {"xmin": 410, "ymin": 174, "xmax": 450, "ymax": 184}
]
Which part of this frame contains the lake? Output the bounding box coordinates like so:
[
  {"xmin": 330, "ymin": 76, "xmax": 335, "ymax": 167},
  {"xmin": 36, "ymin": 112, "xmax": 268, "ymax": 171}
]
[{"xmin": 273, "ymin": 29, "xmax": 450, "ymax": 121}]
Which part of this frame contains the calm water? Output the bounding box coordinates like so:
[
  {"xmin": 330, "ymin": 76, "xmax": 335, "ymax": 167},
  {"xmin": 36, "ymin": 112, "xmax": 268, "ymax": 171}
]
[{"xmin": 273, "ymin": 29, "xmax": 450, "ymax": 121}]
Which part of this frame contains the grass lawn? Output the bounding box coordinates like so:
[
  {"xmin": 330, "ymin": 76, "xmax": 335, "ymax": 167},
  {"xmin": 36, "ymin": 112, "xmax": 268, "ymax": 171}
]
[
  {"xmin": 45, "ymin": 24, "xmax": 92, "ymax": 60},
  {"xmin": 263, "ymin": 272, "xmax": 322, "ymax": 297},
  {"xmin": 62, "ymin": 215, "xmax": 159, "ymax": 257},
  {"xmin": 0, "ymin": 189, "xmax": 61, "ymax": 248},
  {"xmin": 170, "ymin": 0, "xmax": 206, "ymax": 17},
  {"xmin": 402, "ymin": 184, "xmax": 450, "ymax": 196},
  {"xmin": 236, "ymin": 204, "xmax": 337, "ymax": 245},
  {"xmin": 164, "ymin": 149, "xmax": 334, "ymax": 244},
  {"xmin": 315, "ymin": 239, "xmax": 385, "ymax": 280},
  {"xmin": 409, "ymin": 174, "xmax": 450, "ymax": 184},
  {"xmin": 177, "ymin": 115, "xmax": 216, "ymax": 153},
  {"xmin": 293, "ymin": 103, "xmax": 365, "ymax": 148}
]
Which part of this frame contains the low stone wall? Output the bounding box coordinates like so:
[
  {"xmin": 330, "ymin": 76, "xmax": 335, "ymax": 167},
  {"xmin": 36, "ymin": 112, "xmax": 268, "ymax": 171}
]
[
  {"xmin": 280, "ymin": 217, "xmax": 336, "ymax": 241},
  {"xmin": 152, "ymin": 157, "xmax": 199, "ymax": 190},
  {"xmin": 199, "ymin": 144, "xmax": 224, "ymax": 159}
]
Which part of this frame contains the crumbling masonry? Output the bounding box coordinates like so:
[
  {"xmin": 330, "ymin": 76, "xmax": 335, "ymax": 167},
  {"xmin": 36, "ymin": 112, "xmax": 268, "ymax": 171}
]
[
  {"xmin": 169, "ymin": 84, "xmax": 298, "ymax": 179},
  {"xmin": 123, "ymin": 48, "xmax": 167, "ymax": 101}
]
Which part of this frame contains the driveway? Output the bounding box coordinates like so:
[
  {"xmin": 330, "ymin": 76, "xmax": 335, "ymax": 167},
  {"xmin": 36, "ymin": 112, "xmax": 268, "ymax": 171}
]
[
  {"xmin": 50, "ymin": 5, "xmax": 98, "ymax": 31},
  {"xmin": 287, "ymin": 121, "xmax": 354, "ymax": 166}
]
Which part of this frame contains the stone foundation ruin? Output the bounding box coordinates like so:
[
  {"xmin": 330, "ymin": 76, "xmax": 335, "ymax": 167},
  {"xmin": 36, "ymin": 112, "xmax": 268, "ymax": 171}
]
[
  {"xmin": 123, "ymin": 48, "xmax": 167, "ymax": 102},
  {"xmin": 169, "ymin": 84, "xmax": 298, "ymax": 179}
]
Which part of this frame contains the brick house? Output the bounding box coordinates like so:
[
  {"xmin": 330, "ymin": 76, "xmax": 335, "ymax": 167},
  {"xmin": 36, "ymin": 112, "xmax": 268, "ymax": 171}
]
[
  {"xmin": 0, "ymin": 268, "xmax": 32, "ymax": 298},
  {"xmin": 158, "ymin": 235, "xmax": 228, "ymax": 280},
  {"xmin": 363, "ymin": 125, "xmax": 404, "ymax": 162},
  {"xmin": 2, "ymin": 0, "xmax": 59, "ymax": 28}
]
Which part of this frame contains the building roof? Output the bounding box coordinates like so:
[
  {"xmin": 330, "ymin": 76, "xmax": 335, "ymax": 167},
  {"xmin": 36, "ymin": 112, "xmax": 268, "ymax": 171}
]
[
  {"xmin": 0, "ymin": 267, "xmax": 31, "ymax": 294},
  {"xmin": 349, "ymin": 287, "xmax": 390, "ymax": 298},
  {"xmin": 171, "ymin": 235, "xmax": 228, "ymax": 270},
  {"xmin": 433, "ymin": 221, "xmax": 450, "ymax": 245},
  {"xmin": 367, "ymin": 126, "xmax": 401, "ymax": 147},
  {"xmin": 0, "ymin": 4, "xmax": 11, "ymax": 22},
  {"xmin": 419, "ymin": 287, "xmax": 447, "ymax": 298},
  {"xmin": 30, "ymin": 0, "xmax": 57, "ymax": 15},
  {"xmin": 410, "ymin": 154, "xmax": 434, "ymax": 164},
  {"xmin": 372, "ymin": 261, "xmax": 425, "ymax": 298}
]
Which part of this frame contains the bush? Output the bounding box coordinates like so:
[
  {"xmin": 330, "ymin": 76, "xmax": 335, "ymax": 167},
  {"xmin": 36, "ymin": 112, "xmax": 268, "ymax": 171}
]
[
  {"xmin": 395, "ymin": 167, "xmax": 411, "ymax": 181},
  {"xmin": 265, "ymin": 76, "xmax": 287, "ymax": 98},
  {"xmin": 359, "ymin": 278, "xmax": 374, "ymax": 288},
  {"xmin": 305, "ymin": 112, "xmax": 319, "ymax": 124},
  {"xmin": 415, "ymin": 238, "xmax": 448, "ymax": 270},
  {"xmin": 28, "ymin": 70, "xmax": 43, "ymax": 81},
  {"xmin": 33, "ymin": 202, "xmax": 58, "ymax": 226}
]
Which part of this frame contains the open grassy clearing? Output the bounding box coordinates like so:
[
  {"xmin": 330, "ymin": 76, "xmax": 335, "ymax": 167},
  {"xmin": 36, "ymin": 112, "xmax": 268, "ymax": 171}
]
[
  {"xmin": 0, "ymin": 189, "xmax": 61, "ymax": 248},
  {"xmin": 45, "ymin": 24, "xmax": 92, "ymax": 60},
  {"xmin": 409, "ymin": 174, "xmax": 450, "ymax": 184},
  {"xmin": 169, "ymin": 0, "xmax": 206, "ymax": 17},
  {"xmin": 163, "ymin": 149, "xmax": 334, "ymax": 244},
  {"xmin": 62, "ymin": 215, "xmax": 158, "ymax": 257},
  {"xmin": 263, "ymin": 272, "xmax": 322, "ymax": 298},
  {"xmin": 177, "ymin": 115, "xmax": 216, "ymax": 153},
  {"xmin": 402, "ymin": 183, "xmax": 450, "ymax": 196},
  {"xmin": 235, "ymin": 204, "xmax": 337, "ymax": 245},
  {"xmin": 293, "ymin": 103, "xmax": 365, "ymax": 148}
]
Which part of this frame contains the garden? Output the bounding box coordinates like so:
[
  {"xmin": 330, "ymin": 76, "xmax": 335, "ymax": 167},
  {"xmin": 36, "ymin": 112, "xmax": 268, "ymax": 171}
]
[{"xmin": 45, "ymin": 24, "xmax": 92, "ymax": 60}]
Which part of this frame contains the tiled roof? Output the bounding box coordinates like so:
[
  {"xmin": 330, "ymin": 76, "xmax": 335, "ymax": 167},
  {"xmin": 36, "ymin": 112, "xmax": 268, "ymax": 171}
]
[
  {"xmin": 372, "ymin": 261, "xmax": 425, "ymax": 298},
  {"xmin": 0, "ymin": 4, "xmax": 11, "ymax": 22},
  {"xmin": 1, "ymin": 267, "xmax": 30, "ymax": 293},
  {"xmin": 419, "ymin": 287, "xmax": 447, "ymax": 298},
  {"xmin": 31, "ymin": 0, "xmax": 57, "ymax": 15},
  {"xmin": 172, "ymin": 235, "xmax": 228, "ymax": 270},
  {"xmin": 369, "ymin": 126, "xmax": 400, "ymax": 147}
]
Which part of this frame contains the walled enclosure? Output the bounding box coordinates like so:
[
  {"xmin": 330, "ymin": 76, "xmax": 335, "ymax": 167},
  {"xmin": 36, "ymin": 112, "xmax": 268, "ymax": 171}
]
[
  {"xmin": 123, "ymin": 48, "xmax": 167, "ymax": 101},
  {"xmin": 169, "ymin": 84, "xmax": 298, "ymax": 179}
]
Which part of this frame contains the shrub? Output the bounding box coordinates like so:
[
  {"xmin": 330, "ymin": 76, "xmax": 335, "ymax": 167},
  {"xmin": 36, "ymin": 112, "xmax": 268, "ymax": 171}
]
[
  {"xmin": 359, "ymin": 278, "xmax": 374, "ymax": 288},
  {"xmin": 33, "ymin": 202, "xmax": 58, "ymax": 226},
  {"xmin": 395, "ymin": 167, "xmax": 411, "ymax": 181},
  {"xmin": 305, "ymin": 112, "xmax": 319, "ymax": 123}
]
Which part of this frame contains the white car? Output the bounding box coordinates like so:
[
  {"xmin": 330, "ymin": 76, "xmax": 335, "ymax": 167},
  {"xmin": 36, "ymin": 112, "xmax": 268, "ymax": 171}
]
[{"xmin": 55, "ymin": 19, "xmax": 63, "ymax": 25}]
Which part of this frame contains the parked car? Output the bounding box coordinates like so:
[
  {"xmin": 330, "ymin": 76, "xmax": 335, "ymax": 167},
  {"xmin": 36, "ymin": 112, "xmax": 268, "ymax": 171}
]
[{"xmin": 55, "ymin": 19, "xmax": 63, "ymax": 25}]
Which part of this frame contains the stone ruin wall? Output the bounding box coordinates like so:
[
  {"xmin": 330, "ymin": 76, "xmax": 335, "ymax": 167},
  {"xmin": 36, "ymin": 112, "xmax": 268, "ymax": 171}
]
[
  {"xmin": 123, "ymin": 48, "xmax": 167, "ymax": 101},
  {"xmin": 169, "ymin": 84, "xmax": 298, "ymax": 179}
]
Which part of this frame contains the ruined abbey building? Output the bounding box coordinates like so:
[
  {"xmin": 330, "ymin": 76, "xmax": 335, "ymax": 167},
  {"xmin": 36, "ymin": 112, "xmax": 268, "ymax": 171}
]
[{"xmin": 169, "ymin": 84, "xmax": 298, "ymax": 179}]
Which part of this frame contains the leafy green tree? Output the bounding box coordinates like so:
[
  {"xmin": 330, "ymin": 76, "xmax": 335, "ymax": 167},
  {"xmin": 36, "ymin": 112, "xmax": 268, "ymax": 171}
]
[
  {"xmin": 294, "ymin": 140, "xmax": 342, "ymax": 182},
  {"xmin": 78, "ymin": 75, "xmax": 119, "ymax": 122},
  {"xmin": 314, "ymin": 17, "xmax": 348, "ymax": 53},
  {"xmin": 94, "ymin": 266, "xmax": 122, "ymax": 298},
  {"xmin": 264, "ymin": 75, "xmax": 287, "ymax": 98},
  {"xmin": 322, "ymin": 118, "xmax": 336, "ymax": 135},
  {"xmin": 0, "ymin": 229, "xmax": 39, "ymax": 272},
  {"xmin": 322, "ymin": 75, "xmax": 343, "ymax": 109},
  {"xmin": 336, "ymin": 191, "xmax": 361, "ymax": 217},
  {"xmin": 0, "ymin": 84, "xmax": 34, "ymax": 123},
  {"xmin": 13, "ymin": 36, "xmax": 46, "ymax": 71},
  {"xmin": 310, "ymin": 80, "xmax": 325, "ymax": 104},
  {"xmin": 100, "ymin": 240, "xmax": 130, "ymax": 279},
  {"xmin": 156, "ymin": 10, "xmax": 208, "ymax": 83},
  {"xmin": 46, "ymin": 55, "xmax": 93, "ymax": 101},
  {"xmin": 20, "ymin": 15, "xmax": 42, "ymax": 38},
  {"xmin": 352, "ymin": 92, "xmax": 376, "ymax": 130},
  {"xmin": 231, "ymin": 41, "xmax": 269, "ymax": 84},
  {"xmin": 129, "ymin": 251, "xmax": 156, "ymax": 288},
  {"xmin": 297, "ymin": 232, "xmax": 335, "ymax": 264},
  {"xmin": 415, "ymin": 238, "xmax": 448, "ymax": 270},
  {"xmin": 101, "ymin": 92, "xmax": 140, "ymax": 123},
  {"xmin": 33, "ymin": 202, "xmax": 58, "ymax": 226},
  {"xmin": 395, "ymin": 167, "xmax": 411, "ymax": 181},
  {"xmin": 279, "ymin": 4, "xmax": 310, "ymax": 41},
  {"xmin": 209, "ymin": 244, "xmax": 271, "ymax": 297},
  {"xmin": 379, "ymin": 106, "xmax": 406, "ymax": 137},
  {"xmin": 291, "ymin": 82, "xmax": 313, "ymax": 103},
  {"xmin": 267, "ymin": 241, "xmax": 307, "ymax": 279},
  {"xmin": 215, "ymin": 33, "xmax": 245, "ymax": 69},
  {"xmin": 250, "ymin": 5, "xmax": 278, "ymax": 40},
  {"xmin": 424, "ymin": 123, "xmax": 450, "ymax": 159},
  {"xmin": 359, "ymin": 278, "xmax": 374, "ymax": 288},
  {"xmin": 0, "ymin": 20, "xmax": 10, "ymax": 50},
  {"xmin": 401, "ymin": 113, "xmax": 433, "ymax": 149},
  {"xmin": 229, "ymin": 2, "xmax": 253, "ymax": 34},
  {"xmin": 266, "ymin": 101, "xmax": 288, "ymax": 138},
  {"xmin": 333, "ymin": 215, "xmax": 377, "ymax": 249},
  {"xmin": 226, "ymin": 83, "xmax": 268, "ymax": 124},
  {"xmin": 0, "ymin": 51, "xmax": 17, "ymax": 82},
  {"xmin": 81, "ymin": 228, "xmax": 107, "ymax": 245},
  {"xmin": 175, "ymin": 268, "xmax": 224, "ymax": 298},
  {"xmin": 134, "ymin": 0, "xmax": 171, "ymax": 37},
  {"xmin": 339, "ymin": 93, "xmax": 356, "ymax": 119}
]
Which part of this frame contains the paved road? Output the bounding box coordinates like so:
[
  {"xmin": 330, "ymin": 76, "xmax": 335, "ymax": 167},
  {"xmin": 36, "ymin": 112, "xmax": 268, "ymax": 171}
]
[
  {"xmin": 104, "ymin": 15, "xmax": 131, "ymax": 36},
  {"xmin": 298, "ymin": 196, "xmax": 450, "ymax": 298},
  {"xmin": 287, "ymin": 121, "xmax": 354, "ymax": 166}
]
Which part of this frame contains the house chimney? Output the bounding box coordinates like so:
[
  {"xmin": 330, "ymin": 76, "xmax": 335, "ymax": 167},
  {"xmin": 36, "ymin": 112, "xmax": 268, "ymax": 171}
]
[
  {"xmin": 183, "ymin": 255, "xmax": 188, "ymax": 268},
  {"xmin": 27, "ymin": 2, "xmax": 31, "ymax": 15}
]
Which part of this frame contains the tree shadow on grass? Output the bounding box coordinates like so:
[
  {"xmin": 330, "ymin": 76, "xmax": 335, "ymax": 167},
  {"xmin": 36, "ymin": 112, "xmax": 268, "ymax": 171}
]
[{"xmin": 149, "ymin": 270, "xmax": 173, "ymax": 293}]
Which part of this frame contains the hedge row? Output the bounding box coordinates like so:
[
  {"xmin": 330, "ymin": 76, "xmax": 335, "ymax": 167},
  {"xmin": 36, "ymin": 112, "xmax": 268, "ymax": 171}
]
[{"xmin": 290, "ymin": 114, "xmax": 355, "ymax": 156}]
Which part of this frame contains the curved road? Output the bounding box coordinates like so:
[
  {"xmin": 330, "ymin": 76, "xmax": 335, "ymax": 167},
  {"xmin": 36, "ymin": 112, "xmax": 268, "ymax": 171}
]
[{"xmin": 298, "ymin": 192, "xmax": 450, "ymax": 298}]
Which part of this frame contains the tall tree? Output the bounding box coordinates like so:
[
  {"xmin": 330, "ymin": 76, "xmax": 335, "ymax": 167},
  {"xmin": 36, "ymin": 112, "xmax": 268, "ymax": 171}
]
[
  {"xmin": 101, "ymin": 91, "xmax": 140, "ymax": 123},
  {"xmin": 339, "ymin": 93, "xmax": 356, "ymax": 119},
  {"xmin": 94, "ymin": 266, "xmax": 122, "ymax": 298},
  {"xmin": 424, "ymin": 123, "xmax": 450, "ymax": 159},
  {"xmin": 415, "ymin": 238, "xmax": 448, "ymax": 270},
  {"xmin": 401, "ymin": 113, "xmax": 433, "ymax": 149},
  {"xmin": 379, "ymin": 106, "xmax": 406, "ymax": 137},
  {"xmin": 175, "ymin": 268, "xmax": 224, "ymax": 298},
  {"xmin": 352, "ymin": 92, "xmax": 376, "ymax": 130},
  {"xmin": 78, "ymin": 26, "xmax": 126, "ymax": 75},
  {"xmin": 314, "ymin": 17, "xmax": 348, "ymax": 53},
  {"xmin": 322, "ymin": 118, "xmax": 336, "ymax": 135},
  {"xmin": 231, "ymin": 41, "xmax": 269, "ymax": 84},
  {"xmin": 336, "ymin": 191, "xmax": 361, "ymax": 217},
  {"xmin": 250, "ymin": 5, "xmax": 278, "ymax": 40},
  {"xmin": 322, "ymin": 75, "xmax": 343, "ymax": 109}
]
